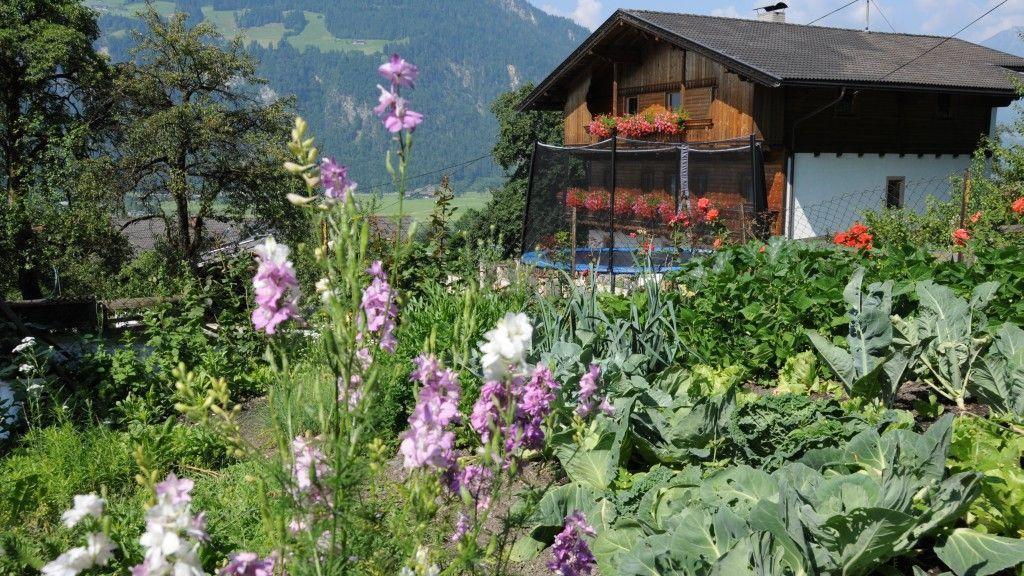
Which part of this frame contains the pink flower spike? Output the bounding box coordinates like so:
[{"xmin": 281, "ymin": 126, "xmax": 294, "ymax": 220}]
[
  {"xmin": 383, "ymin": 98, "xmax": 424, "ymax": 133},
  {"xmin": 379, "ymin": 53, "xmax": 419, "ymax": 89}
]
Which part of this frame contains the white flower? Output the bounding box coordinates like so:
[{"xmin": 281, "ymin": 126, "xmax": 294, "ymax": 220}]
[
  {"xmin": 41, "ymin": 547, "xmax": 92, "ymax": 576},
  {"xmin": 253, "ymin": 237, "xmax": 289, "ymax": 266},
  {"xmin": 18, "ymin": 363, "xmax": 32, "ymax": 374},
  {"xmin": 12, "ymin": 337, "xmax": 35, "ymax": 353},
  {"xmin": 62, "ymin": 494, "xmax": 105, "ymax": 528},
  {"xmin": 84, "ymin": 532, "xmax": 117, "ymax": 566},
  {"xmin": 315, "ymin": 278, "xmax": 336, "ymax": 303},
  {"xmin": 479, "ymin": 312, "xmax": 533, "ymax": 380}
]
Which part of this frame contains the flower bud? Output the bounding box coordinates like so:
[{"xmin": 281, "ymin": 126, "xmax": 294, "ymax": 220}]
[{"xmin": 287, "ymin": 193, "xmax": 316, "ymax": 206}]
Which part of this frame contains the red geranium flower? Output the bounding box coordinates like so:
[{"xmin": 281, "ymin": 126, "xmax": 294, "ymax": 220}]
[
  {"xmin": 1013, "ymin": 197, "xmax": 1024, "ymax": 215},
  {"xmin": 835, "ymin": 222, "xmax": 873, "ymax": 251},
  {"xmin": 712, "ymin": 238, "xmax": 723, "ymax": 250},
  {"xmin": 705, "ymin": 208, "xmax": 719, "ymax": 222},
  {"xmin": 952, "ymin": 228, "xmax": 970, "ymax": 246},
  {"xmin": 969, "ymin": 211, "xmax": 982, "ymax": 224},
  {"xmin": 696, "ymin": 197, "xmax": 711, "ymax": 212}
]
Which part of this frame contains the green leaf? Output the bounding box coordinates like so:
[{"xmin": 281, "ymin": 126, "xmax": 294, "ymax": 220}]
[
  {"xmin": 829, "ymin": 508, "xmax": 917, "ymax": 576},
  {"xmin": 935, "ymin": 528, "xmax": 1024, "ymax": 576},
  {"xmin": 552, "ymin": 403, "xmax": 631, "ymax": 490},
  {"xmin": 592, "ymin": 520, "xmax": 644, "ymax": 576},
  {"xmin": 807, "ymin": 330, "xmax": 856, "ymax": 389}
]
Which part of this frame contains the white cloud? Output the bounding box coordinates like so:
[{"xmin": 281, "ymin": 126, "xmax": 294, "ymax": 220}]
[
  {"xmin": 572, "ymin": 0, "xmax": 604, "ymax": 29},
  {"xmin": 711, "ymin": 5, "xmax": 743, "ymax": 18}
]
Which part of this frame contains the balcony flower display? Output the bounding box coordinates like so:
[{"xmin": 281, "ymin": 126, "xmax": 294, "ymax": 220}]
[
  {"xmin": 582, "ymin": 188, "xmax": 609, "ymax": 212},
  {"xmin": 586, "ymin": 109, "xmax": 688, "ymax": 139},
  {"xmin": 565, "ymin": 187, "xmax": 587, "ymax": 209},
  {"xmin": 631, "ymin": 191, "xmax": 674, "ymax": 221},
  {"xmin": 614, "ymin": 188, "xmax": 638, "ymax": 217}
]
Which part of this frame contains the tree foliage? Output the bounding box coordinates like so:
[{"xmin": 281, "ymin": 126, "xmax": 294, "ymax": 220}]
[
  {"xmin": 0, "ymin": 0, "xmax": 118, "ymax": 298},
  {"xmin": 103, "ymin": 9, "xmax": 305, "ymax": 266},
  {"xmin": 454, "ymin": 83, "xmax": 563, "ymax": 257}
]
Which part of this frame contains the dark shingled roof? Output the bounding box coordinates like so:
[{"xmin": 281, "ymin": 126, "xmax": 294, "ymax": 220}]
[
  {"xmin": 520, "ymin": 9, "xmax": 1024, "ymax": 110},
  {"xmin": 626, "ymin": 9, "xmax": 1024, "ymax": 91}
]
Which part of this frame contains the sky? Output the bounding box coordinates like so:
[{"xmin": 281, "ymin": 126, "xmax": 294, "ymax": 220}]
[{"xmin": 531, "ymin": 0, "xmax": 1024, "ymax": 42}]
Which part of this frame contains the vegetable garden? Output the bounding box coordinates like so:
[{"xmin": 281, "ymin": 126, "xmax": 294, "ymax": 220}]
[{"xmin": 3, "ymin": 51, "xmax": 1024, "ymax": 576}]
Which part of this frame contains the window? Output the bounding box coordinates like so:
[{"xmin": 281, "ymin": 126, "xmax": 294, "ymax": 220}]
[
  {"xmin": 625, "ymin": 96, "xmax": 639, "ymax": 115},
  {"xmin": 886, "ymin": 177, "xmax": 905, "ymax": 209},
  {"xmin": 665, "ymin": 91, "xmax": 682, "ymax": 111},
  {"xmin": 834, "ymin": 93, "xmax": 856, "ymax": 117},
  {"xmin": 936, "ymin": 94, "xmax": 952, "ymax": 119}
]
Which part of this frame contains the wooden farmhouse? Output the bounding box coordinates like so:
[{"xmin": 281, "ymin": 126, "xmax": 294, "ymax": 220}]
[{"xmin": 519, "ymin": 9, "xmax": 1024, "ymax": 238}]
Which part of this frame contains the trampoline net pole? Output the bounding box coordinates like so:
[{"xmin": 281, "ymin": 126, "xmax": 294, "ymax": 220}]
[{"xmin": 609, "ymin": 135, "xmax": 617, "ymax": 291}]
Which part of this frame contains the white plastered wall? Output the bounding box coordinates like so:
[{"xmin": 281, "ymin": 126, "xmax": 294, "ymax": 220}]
[{"xmin": 787, "ymin": 153, "xmax": 971, "ymax": 239}]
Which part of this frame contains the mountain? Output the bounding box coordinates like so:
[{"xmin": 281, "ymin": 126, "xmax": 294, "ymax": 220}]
[{"xmin": 87, "ymin": 0, "xmax": 587, "ymax": 192}]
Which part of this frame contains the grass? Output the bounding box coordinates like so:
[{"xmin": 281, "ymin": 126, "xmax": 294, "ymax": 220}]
[
  {"xmin": 287, "ymin": 11, "xmax": 387, "ymax": 55},
  {"xmin": 88, "ymin": 0, "xmax": 176, "ymax": 17},
  {"xmin": 89, "ymin": 2, "xmax": 390, "ymax": 54},
  {"xmin": 363, "ymin": 191, "xmax": 492, "ymax": 222}
]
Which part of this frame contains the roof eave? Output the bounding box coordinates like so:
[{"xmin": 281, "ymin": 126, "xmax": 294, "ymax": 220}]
[
  {"xmin": 517, "ymin": 9, "xmax": 784, "ymax": 113},
  {"xmin": 780, "ymin": 78, "xmax": 1022, "ymax": 98}
]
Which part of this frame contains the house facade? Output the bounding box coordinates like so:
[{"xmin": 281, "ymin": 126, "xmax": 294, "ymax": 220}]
[{"xmin": 519, "ymin": 9, "xmax": 1024, "ymax": 238}]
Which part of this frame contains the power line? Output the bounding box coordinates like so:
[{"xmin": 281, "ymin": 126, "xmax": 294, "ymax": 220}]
[
  {"xmin": 360, "ymin": 153, "xmax": 494, "ymax": 193},
  {"xmin": 878, "ymin": 0, "xmax": 1009, "ymax": 82},
  {"xmin": 869, "ymin": 0, "xmax": 896, "ymax": 32},
  {"xmin": 807, "ymin": 0, "xmax": 860, "ymax": 26}
]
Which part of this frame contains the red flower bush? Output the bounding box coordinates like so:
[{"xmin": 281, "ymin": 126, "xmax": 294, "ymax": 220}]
[
  {"xmin": 631, "ymin": 195, "xmax": 656, "ymax": 219},
  {"xmin": 835, "ymin": 222, "xmax": 873, "ymax": 251},
  {"xmin": 583, "ymin": 189, "xmax": 609, "ymax": 212},
  {"xmin": 1013, "ymin": 197, "xmax": 1024, "ymax": 215},
  {"xmin": 565, "ymin": 187, "xmax": 586, "ymax": 209},
  {"xmin": 614, "ymin": 189, "xmax": 636, "ymax": 217}
]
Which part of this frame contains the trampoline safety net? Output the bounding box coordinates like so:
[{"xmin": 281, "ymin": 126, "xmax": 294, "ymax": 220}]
[{"xmin": 521, "ymin": 136, "xmax": 767, "ymax": 274}]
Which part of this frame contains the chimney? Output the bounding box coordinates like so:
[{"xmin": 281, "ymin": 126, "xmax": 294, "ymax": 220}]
[
  {"xmin": 758, "ymin": 10, "xmax": 786, "ymax": 22},
  {"xmin": 755, "ymin": 2, "xmax": 788, "ymax": 22}
]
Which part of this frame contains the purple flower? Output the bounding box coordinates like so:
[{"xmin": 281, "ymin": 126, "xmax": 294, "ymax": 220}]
[
  {"xmin": 399, "ymin": 355, "xmax": 461, "ymax": 471},
  {"xmin": 155, "ymin": 473, "xmax": 194, "ymax": 505},
  {"xmin": 359, "ymin": 261, "xmax": 398, "ymax": 353},
  {"xmin": 548, "ymin": 511, "xmax": 597, "ymax": 576},
  {"xmin": 374, "ymin": 85, "xmax": 423, "ymax": 134},
  {"xmin": 453, "ymin": 464, "xmax": 492, "ymax": 511},
  {"xmin": 379, "ymin": 53, "xmax": 419, "ymax": 88},
  {"xmin": 451, "ymin": 512, "xmax": 470, "ymax": 543},
  {"xmin": 575, "ymin": 364, "xmax": 612, "ymax": 418},
  {"xmin": 320, "ymin": 157, "xmax": 357, "ymax": 202},
  {"xmin": 251, "ymin": 237, "xmax": 300, "ymax": 335},
  {"xmin": 470, "ymin": 363, "xmax": 560, "ymax": 458},
  {"xmin": 291, "ymin": 436, "xmax": 330, "ymax": 503},
  {"xmin": 219, "ymin": 552, "xmax": 275, "ymax": 576}
]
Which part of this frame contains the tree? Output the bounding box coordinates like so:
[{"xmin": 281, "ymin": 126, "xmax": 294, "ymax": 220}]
[
  {"xmin": 454, "ymin": 83, "xmax": 563, "ymax": 257},
  {"xmin": 0, "ymin": 0, "xmax": 114, "ymax": 298},
  {"xmin": 108, "ymin": 9, "xmax": 304, "ymax": 267}
]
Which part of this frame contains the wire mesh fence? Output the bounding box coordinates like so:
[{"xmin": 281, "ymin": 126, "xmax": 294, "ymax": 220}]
[
  {"xmin": 790, "ymin": 175, "xmax": 959, "ymax": 239},
  {"xmin": 521, "ymin": 136, "xmax": 767, "ymax": 274}
]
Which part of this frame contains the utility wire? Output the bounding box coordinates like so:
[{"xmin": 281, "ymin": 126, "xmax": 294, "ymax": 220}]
[
  {"xmin": 878, "ymin": 0, "xmax": 1009, "ymax": 82},
  {"xmin": 360, "ymin": 153, "xmax": 493, "ymax": 193},
  {"xmin": 807, "ymin": 0, "xmax": 861, "ymax": 26},
  {"xmin": 869, "ymin": 0, "xmax": 896, "ymax": 32}
]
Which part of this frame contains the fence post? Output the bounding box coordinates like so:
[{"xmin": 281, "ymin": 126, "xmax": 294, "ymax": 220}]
[
  {"xmin": 609, "ymin": 135, "xmax": 617, "ymax": 292},
  {"xmin": 519, "ymin": 141, "xmax": 539, "ymax": 259}
]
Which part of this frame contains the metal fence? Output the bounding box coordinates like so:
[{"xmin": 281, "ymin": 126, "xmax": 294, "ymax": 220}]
[{"xmin": 789, "ymin": 176, "xmax": 958, "ymax": 239}]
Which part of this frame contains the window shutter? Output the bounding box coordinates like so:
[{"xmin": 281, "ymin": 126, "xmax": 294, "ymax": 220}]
[{"xmin": 684, "ymin": 86, "xmax": 714, "ymax": 119}]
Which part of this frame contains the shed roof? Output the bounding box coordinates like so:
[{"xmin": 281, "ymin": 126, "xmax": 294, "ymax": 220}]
[{"xmin": 520, "ymin": 9, "xmax": 1024, "ymax": 110}]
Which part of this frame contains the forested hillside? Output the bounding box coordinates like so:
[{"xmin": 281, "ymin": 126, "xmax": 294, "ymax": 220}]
[{"xmin": 89, "ymin": 0, "xmax": 586, "ymax": 190}]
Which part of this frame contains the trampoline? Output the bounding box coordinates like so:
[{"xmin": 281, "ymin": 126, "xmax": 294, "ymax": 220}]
[
  {"xmin": 520, "ymin": 135, "xmax": 768, "ymax": 276},
  {"xmin": 521, "ymin": 247, "xmax": 708, "ymax": 274}
]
